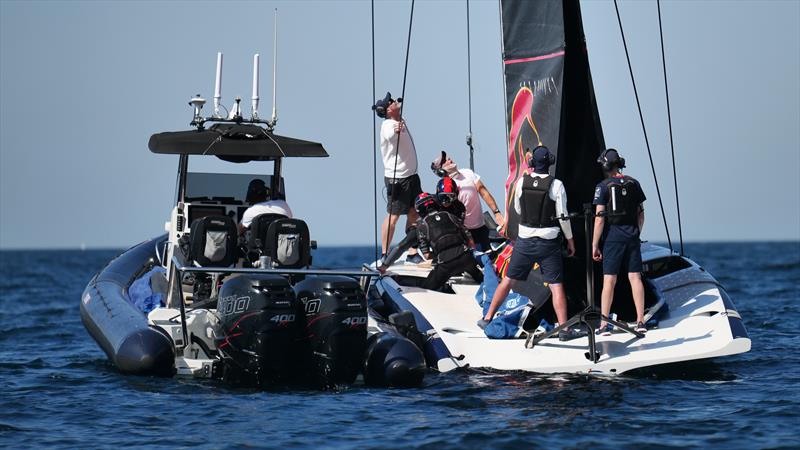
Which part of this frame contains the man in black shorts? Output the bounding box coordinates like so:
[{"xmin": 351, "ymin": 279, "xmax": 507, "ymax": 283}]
[
  {"xmin": 591, "ymin": 148, "xmax": 648, "ymax": 334},
  {"xmin": 478, "ymin": 146, "xmax": 578, "ymax": 341},
  {"xmin": 373, "ymin": 92, "xmax": 423, "ymax": 263}
]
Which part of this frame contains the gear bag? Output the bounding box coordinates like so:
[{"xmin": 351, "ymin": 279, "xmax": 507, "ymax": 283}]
[{"xmin": 520, "ymin": 175, "xmax": 557, "ymax": 228}]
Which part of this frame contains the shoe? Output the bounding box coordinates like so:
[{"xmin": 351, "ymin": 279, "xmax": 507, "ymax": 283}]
[
  {"xmin": 476, "ymin": 319, "xmax": 490, "ymax": 330},
  {"xmin": 405, "ymin": 253, "xmax": 424, "ymax": 264},
  {"xmin": 596, "ymin": 323, "xmax": 613, "ymax": 336},
  {"xmin": 635, "ymin": 322, "xmax": 647, "ymax": 334},
  {"xmin": 558, "ymin": 327, "xmax": 583, "ymax": 342}
]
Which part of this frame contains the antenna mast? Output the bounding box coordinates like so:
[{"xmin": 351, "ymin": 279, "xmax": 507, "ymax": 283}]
[
  {"xmin": 213, "ymin": 52, "xmax": 223, "ymax": 117},
  {"xmin": 251, "ymin": 54, "xmax": 260, "ymax": 119},
  {"xmin": 270, "ymin": 8, "xmax": 278, "ymax": 129}
]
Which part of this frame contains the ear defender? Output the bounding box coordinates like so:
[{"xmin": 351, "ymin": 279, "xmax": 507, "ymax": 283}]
[
  {"xmin": 431, "ymin": 150, "xmax": 448, "ymax": 177},
  {"xmin": 372, "ymin": 104, "xmax": 387, "ymax": 119},
  {"xmin": 597, "ymin": 148, "xmax": 626, "ymax": 171}
]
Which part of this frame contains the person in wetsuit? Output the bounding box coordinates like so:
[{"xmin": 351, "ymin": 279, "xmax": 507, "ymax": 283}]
[
  {"xmin": 591, "ymin": 148, "xmax": 648, "ymax": 334},
  {"xmin": 415, "ymin": 193, "xmax": 483, "ymax": 291},
  {"xmin": 479, "ymin": 146, "xmax": 579, "ymax": 341}
]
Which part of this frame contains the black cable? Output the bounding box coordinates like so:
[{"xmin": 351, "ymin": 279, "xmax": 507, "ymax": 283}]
[
  {"xmin": 371, "ymin": 0, "xmax": 379, "ymax": 264},
  {"xmin": 466, "ymin": 0, "xmax": 474, "ymax": 171},
  {"xmin": 383, "ymin": 0, "xmax": 416, "ymax": 257},
  {"xmin": 657, "ymin": 0, "xmax": 684, "ymax": 256},
  {"xmin": 613, "ymin": 0, "xmax": 673, "ymax": 252}
]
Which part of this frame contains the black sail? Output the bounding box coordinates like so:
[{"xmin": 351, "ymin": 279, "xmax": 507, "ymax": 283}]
[{"xmin": 501, "ymin": 0, "xmax": 605, "ymax": 303}]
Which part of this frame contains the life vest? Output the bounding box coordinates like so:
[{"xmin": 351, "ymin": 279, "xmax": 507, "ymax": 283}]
[
  {"xmin": 603, "ymin": 175, "xmax": 641, "ymax": 226},
  {"xmin": 519, "ymin": 175, "xmax": 557, "ymax": 228},
  {"xmin": 423, "ymin": 211, "xmax": 468, "ymax": 264}
]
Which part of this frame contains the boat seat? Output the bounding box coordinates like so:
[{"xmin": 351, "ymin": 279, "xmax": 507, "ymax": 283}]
[
  {"xmin": 187, "ymin": 215, "xmax": 238, "ymax": 267},
  {"xmin": 246, "ymin": 213, "xmax": 289, "ymax": 256},
  {"xmin": 264, "ymin": 218, "xmax": 312, "ymax": 269}
]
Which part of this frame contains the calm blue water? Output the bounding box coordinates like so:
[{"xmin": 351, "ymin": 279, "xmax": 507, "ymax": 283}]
[{"xmin": 1, "ymin": 242, "xmax": 798, "ymax": 449}]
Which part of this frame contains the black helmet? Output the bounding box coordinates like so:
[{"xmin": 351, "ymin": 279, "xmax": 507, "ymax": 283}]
[{"xmin": 414, "ymin": 192, "xmax": 440, "ymax": 217}]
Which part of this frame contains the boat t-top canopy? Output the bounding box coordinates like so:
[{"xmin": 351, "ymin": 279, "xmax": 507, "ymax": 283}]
[{"xmin": 148, "ymin": 123, "xmax": 328, "ymax": 162}]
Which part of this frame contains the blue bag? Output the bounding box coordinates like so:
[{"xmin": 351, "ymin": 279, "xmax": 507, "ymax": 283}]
[
  {"xmin": 128, "ymin": 266, "xmax": 167, "ymax": 314},
  {"xmin": 474, "ymin": 255, "xmax": 533, "ymax": 339}
]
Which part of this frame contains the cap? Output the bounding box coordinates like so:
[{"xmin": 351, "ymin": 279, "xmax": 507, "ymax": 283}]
[
  {"xmin": 431, "ymin": 150, "xmax": 447, "ymax": 172},
  {"xmin": 372, "ymin": 92, "xmax": 400, "ymax": 118}
]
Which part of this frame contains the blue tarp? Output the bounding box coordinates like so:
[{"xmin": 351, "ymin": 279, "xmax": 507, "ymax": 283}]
[
  {"xmin": 127, "ymin": 266, "xmax": 167, "ymax": 314},
  {"xmin": 474, "ymin": 256, "xmax": 532, "ymax": 339}
]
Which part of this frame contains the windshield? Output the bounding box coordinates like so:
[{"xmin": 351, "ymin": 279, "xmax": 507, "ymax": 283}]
[{"xmin": 185, "ymin": 172, "xmax": 284, "ymax": 202}]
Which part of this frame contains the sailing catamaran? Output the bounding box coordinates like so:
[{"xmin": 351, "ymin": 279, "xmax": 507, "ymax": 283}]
[{"xmin": 368, "ymin": 0, "xmax": 751, "ymax": 375}]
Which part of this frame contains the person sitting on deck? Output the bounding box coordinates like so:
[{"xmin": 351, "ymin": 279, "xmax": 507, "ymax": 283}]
[
  {"xmin": 477, "ymin": 146, "xmax": 579, "ymax": 341},
  {"xmin": 415, "ymin": 193, "xmax": 484, "ymax": 291},
  {"xmin": 238, "ymin": 179, "xmax": 293, "ymax": 234}
]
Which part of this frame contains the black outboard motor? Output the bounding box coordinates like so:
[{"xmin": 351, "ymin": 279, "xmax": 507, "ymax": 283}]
[
  {"xmin": 216, "ymin": 274, "xmax": 298, "ymax": 385},
  {"xmin": 294, "ymin": 276, "xmax": 367, "ymax": 387}
]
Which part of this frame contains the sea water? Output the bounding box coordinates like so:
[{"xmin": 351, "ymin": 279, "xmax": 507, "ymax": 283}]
[{"xmin": 1, "ymin": 242, "xmax": 798, "ymax": 449}]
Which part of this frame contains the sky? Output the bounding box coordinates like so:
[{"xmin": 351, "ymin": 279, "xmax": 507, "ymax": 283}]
[{"xmin": 1, "ymin": 0, "xmax": 798, "ymax": 249}]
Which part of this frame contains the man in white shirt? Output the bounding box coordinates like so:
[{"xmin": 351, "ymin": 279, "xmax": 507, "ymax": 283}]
[
  {"xmin": 478, "ymin": 146, "xmax": 579, "ymax": 341},
  {"xmin": 430, "ymin": 151, "xmax": 505, "ymax": 252},
  {"xmin": 238, "ymin": 179, "xmax": 293, "ymax": 234},
  {"xmin": 373, "ymin": 92, "xmax": 422, "ymax": 263}
]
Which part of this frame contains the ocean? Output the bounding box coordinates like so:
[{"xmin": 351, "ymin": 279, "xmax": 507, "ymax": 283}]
[{"xmin": 1, "ymin": 242, "xmax": 798, "ymax": 449}]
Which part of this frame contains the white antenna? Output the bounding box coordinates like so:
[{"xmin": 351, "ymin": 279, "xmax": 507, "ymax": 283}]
[
  {"xmin": 251, "ymin": 54, "xmax": 260, "ymax": 119},
  {"xmin": 213, "ymin": 52, "xmax": 224, "ymax": 118},
  {"xmin": 270, "ymin": 8, "xmax": 278, "ymax": 127}
]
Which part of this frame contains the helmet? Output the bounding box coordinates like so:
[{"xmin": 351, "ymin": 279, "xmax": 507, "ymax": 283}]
[
  {"xmin": 435, "ymin": 177, "xmax": 459, "ymax": 206},
  {"xmin": 414, "ymin": 192, "xmax": 440, "ymax": 217}
]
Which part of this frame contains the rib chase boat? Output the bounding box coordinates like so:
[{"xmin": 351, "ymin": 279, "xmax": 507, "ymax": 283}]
[
  {"xmin": 80, "ymin": 53, "xmax": 425, "ymax": 388},
  {"xmin": 368, "ymin": 0, "xmax": 750, "ymax": 375}
]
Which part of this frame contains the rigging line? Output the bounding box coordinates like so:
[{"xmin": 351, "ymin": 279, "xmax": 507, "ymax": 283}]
[
  {"xmin": 383, "ymin": 0, "xmax": 416, "ymax": 255},
  {"xmin": 466, "ymin": 0, "xmax": 474, "ymax": 171},
  {"xmin": 371, "ymin": 0, "xmax": 379, "ymax": 264},
  {"xmin": 613, "ymin": 0, "xmax": 673, "ymax": 251},
  {"xmin": 657, "ymin": 0, "xmax": 684, "ymax": 256}
]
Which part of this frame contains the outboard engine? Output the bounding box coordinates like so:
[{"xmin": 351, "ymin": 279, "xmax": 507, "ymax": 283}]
[
  {"xmin": 216, "ymin": 274, "xmax": 298, "ymax": 385},
  {"xmin": 294, "ymin": 276, "xmax": 367, "ymax": 387}
]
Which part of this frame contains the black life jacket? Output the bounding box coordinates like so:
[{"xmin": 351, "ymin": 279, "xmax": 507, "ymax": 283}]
[
  {"xmin": 603, "ymin": 175, "xmax": 641, "ymax": 226},
  {"xmin": 423, "ymin": 211, "xmax": 468, "ymax": 264},
  {"xmin": 519, "ymin": 174, "xmax": 558, "ymax": 228}
]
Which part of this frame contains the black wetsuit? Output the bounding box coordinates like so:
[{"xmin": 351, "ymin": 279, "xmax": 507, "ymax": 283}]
[{"xmin": 417, "ymin": 211, "xmax": 483, "ymax": 291}]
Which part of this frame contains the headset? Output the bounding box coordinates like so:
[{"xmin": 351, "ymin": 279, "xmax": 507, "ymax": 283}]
[
  {"xmin": 431, "ymin": 150, "xmax": 448, "ymax": 177},
  {"xmin": 597, "ymin": 148, "xmax": 626, "ymax": 171},
  {"xmin": 526, "ymin": 145, "xmax": 556, "ymax": 168}
]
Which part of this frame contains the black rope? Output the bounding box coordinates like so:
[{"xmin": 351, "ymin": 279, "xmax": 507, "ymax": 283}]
[
  {"xmin": 466, "ymin": 0, "xmax": 474, "ymax": 171},
  {"xmin": 613, "ymin": 0, "xmax": 673, "ymax": 251},
  {"xmin": 380, "ymin": 0, "xmax": 416, "ymax": 256},
  {"xmin": 657, "ymin": 0, "xmax": 684, "ymax": 256},
  {"xmin": 371, "ymin": 0, "xmax": 379, "ymax": 263}
]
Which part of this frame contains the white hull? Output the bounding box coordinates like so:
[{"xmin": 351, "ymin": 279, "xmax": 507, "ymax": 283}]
[{"xmin": 372, "ymin": 243, "xmax": 750, "ymax": 375}]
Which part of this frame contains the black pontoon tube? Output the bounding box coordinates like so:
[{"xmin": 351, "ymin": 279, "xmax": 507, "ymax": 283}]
[{"xmin": 80, "ymin": 236, "xmax": 175, "ymax": 376}]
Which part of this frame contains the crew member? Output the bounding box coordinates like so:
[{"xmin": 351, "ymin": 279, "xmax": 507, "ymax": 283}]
[
  {"xmin": 436, "ymin": 176, "xmax": 466, "ymax": 222},
  {"xmin": 416, "ymin": 193, "xmax": 483, "ymax": 291},
  {"xmin": 239, "ymin": 179, "xmax": 292, "ymax": 234},
  {"xmin": 430, "ymin": 151, "xmax": 504, "ymax": 252},
  {"xmin": 591, "ymin": 148, "xmax": 648, "ymax": 334},
  {"xmin": 479, "ymin": 146, "xmax": 579, "ymax": 341},
  {"xmin": 378, "ymin": 177, "xmax": 467, "ymax": 274},
  {"xmin": 373, "ymin": 92, "xmax": 423, "ymax": 264}
]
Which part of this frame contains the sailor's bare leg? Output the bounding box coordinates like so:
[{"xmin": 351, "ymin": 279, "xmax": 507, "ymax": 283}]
[
  {"xmin": 483, "ymin": 277, "xmax": 515, "ymax": 321},
  {"xmin": 406, "ymin": 207, "xmax": 419, "ymax": 256},
  {"xmin": 628, "ymin": 272, "xmax": 645, "ymax": 324},
  {"xmin": 549, "ymin": 283, "xmax": 569, "ymax": 325},
  {"xmin": 599, "ymin": 274, "xmax": 617, "ymax": 328},
  {"xmin": 381, "ymin": 213, "xmax": 401, "ymax": 255}
]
